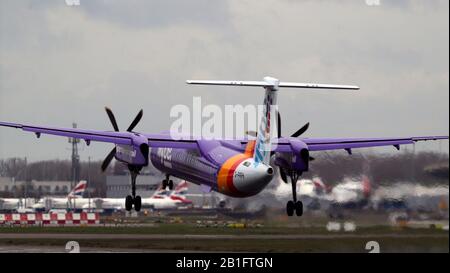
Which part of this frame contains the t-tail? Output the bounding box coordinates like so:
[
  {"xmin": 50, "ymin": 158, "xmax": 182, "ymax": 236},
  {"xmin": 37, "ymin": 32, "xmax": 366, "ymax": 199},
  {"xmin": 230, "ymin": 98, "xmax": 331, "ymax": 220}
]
[
  {"xmin": 170, "ymin": 180, "xmax": 192, "ymax": 204},
  {"xmin": 67, "ymin": 180, "xmax": 87, "ymax": 198},
  {"xmin": 151, "ymin": 184, "xmax": 170, "ymax": 199},
  {"xmin": 187, "ymin": 76, "xmax": 359, "ymax": 167}
]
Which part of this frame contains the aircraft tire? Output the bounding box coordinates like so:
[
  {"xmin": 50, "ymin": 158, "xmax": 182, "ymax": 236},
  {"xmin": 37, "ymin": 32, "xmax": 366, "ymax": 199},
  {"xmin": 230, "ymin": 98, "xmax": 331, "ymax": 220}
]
[
  {"xmin": 168, "ymin": 180, "xmax": 174, "ymax": 190},
  {"xmin": 295, "ymin": 201, "xmax": 303, "ymax": 217},
  {"xmin": 162, "ymin": 179, "xmax": 168, "ymax": 189},
  {"xmin": 134, "ymin": 196, "xmax": 142, "ymax": 212},
  {"xmin": 125, "ymin": 195, "xmax": 133, "ymax": 211},
  {"xmin": 286, "ymin": 201, "xmax": 294, "ymax": 216}
]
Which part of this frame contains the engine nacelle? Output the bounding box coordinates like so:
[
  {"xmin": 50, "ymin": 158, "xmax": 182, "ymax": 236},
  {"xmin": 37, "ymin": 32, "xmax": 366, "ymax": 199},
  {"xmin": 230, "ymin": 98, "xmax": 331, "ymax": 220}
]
[
  {"xmin": 274, "ymin": 138, "xmax": 310, "ymax": 174},
  {"xmin": 115, "ymin": 133, "xmax": 149, "ymax": 167}
]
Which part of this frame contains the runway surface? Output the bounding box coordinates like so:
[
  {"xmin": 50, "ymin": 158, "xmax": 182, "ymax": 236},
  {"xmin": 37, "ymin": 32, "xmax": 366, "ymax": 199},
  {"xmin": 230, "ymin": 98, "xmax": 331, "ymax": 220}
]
[
  {"xmin": 0, "ymin": 245, "xmax": 217, "ymax": 253},
  {"xmin": 0, "ymin": 233, "xmax": 447, "ymax": 240}
]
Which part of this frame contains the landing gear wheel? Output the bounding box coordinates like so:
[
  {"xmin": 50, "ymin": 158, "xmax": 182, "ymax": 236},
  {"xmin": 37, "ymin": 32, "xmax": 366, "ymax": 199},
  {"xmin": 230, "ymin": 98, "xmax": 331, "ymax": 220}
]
[
  {"xmin": 125, "ymin": 195, "xmax": 133, "ymax": 211},
  {"xmin": 295, "ymin": 201, "xmax": 303, "ymax": 217},
  {"xmin": 168, "ymin": 180, "xmax": 174, "ymax": 190},
  {"xmin": 286, "ymin": 201, "xmax": 295, "ymax": 216},
  {"xmin": 162, "ymin": 179, "xmax": 168, "ymax": 189},
  {"xmin": 134, "ymin": 196, "xmax": 142, "ymax": 212}
]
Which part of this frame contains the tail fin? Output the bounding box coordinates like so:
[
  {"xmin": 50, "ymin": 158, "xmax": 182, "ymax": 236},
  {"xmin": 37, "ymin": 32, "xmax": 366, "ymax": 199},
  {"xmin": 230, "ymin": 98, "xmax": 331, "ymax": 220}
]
[
  {"xmin": 253, "ymin": 77, "xmax": 278, "ymax": 165},
  {"xmin": 151, "ymin": 184, "xmax": 170, "ymax": 199},
  {"xmin": 313, "ymin": 177, "xmax": 327, "ymax": 192},
  {"xmin": 170, "ymin": 181, "xmax": 193, "ymax": 204},
  {"xmin": 173, "ymin": 180, "xmax": 189, "ymax": 195},
  {"xmin": 187, "ymin": 76, "xmax": 359, "ymax": 167},
  {"xmin": 362, "ymin": 175, "xmax": 372, "ymax": 198},
  {"xmin": 67, "ymin": 180, "xmax": 87, "ymax": 198}
]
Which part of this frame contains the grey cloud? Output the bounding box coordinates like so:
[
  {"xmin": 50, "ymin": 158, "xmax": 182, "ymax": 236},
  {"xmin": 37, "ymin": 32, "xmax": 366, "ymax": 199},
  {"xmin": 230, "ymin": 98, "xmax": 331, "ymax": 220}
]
[
  {"xmin": 79, "ymin": 0, "xmax": 232, "ymax": 29},
  {"xmin": 0, "ymin": 0, "xmax": 448, "ymax": 161}
]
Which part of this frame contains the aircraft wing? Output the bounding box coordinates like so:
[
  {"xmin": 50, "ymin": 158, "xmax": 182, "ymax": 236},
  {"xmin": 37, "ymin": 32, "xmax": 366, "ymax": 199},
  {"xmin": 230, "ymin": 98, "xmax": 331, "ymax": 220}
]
[
  {"xmin": 300, "ymin": 136, "xmax": 448, "ymax": 152},
  {"xmin": 145, "ymin": 133, "xmax": 198, "ymax": 149},
  {"xmin": 0, "ymin": 121, "xmax": 134, "ymax": 145},
  {"xmin": 0, "ymin": 121, "xmax": 198, "ymax": 149},
  {"xmin": 1, "ymin": 121, "xmax": 447, "ymax": 152}
]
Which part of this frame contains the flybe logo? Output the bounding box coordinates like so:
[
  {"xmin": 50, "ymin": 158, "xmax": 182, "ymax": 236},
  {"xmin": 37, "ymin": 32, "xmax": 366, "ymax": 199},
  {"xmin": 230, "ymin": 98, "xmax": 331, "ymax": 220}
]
[
  {"xmin": 117, "ymin": 146, "xmax": 137, "ymax": 158},
  {"xmin": 158, "ymin": 148, "xmax": 173, "ymax": 168}
]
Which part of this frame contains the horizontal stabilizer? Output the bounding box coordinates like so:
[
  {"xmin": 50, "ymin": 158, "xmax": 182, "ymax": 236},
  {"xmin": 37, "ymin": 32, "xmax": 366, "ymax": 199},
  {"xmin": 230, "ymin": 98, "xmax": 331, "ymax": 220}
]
[{"xmin": 187, "ymin": 77, "xmax": 359, "ymax": 91}]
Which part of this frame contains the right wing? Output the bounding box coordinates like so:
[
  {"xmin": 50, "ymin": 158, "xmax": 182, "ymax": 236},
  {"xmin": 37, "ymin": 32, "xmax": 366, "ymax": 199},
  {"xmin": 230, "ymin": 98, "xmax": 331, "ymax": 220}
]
[
  {"xmin": 0, "ymin": 121, "xmax": 198, "ymax": 149},
  {"xmin": 0, "ymin": 121, "xmax": 132, "ymax": 145}
]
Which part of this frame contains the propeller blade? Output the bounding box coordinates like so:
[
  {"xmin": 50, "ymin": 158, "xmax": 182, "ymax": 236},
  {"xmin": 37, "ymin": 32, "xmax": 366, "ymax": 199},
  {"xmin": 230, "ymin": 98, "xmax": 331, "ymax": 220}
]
[
  {"xmin": 291, "ymin": 122, "xmax": 310, "ymax": 138},
  {"xmin": 105, "ymin": 107, "xmax": 120, "ymax": 132},
  {"xmin": 277, "ymin": 111, "xmax": 281, "ymax": 138},
  {"xmin": 101, "ymin": 147, "xmax": 116, "ymax": 172},
  {"xmin": 126, "ymin": 109, "xmax": 143, "ymax": 132}
]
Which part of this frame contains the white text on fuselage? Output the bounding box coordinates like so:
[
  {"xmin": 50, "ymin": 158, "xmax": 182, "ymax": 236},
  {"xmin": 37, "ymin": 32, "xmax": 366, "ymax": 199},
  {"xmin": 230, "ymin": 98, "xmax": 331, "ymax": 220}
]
[
  {"xmin": 116, "ymin": 145, "xmax": 136, "ymax": 161},
  {"xmin": 158, "ymin": 148, "xmax": 173, "ymax": 168}
]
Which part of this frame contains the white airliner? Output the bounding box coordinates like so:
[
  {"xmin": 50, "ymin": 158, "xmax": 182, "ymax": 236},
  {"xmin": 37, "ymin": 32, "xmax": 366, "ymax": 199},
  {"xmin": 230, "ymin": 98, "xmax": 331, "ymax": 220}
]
[
  {"xmin": 0, "ymin": 182, "xmax": 87, "ymax": 212},
  {"xmin": 274, "ymin": 176, "xmax": 371, "ymax": 211},
  {"xmin": 274, "ymin": 177, "xmax": 330, "ymax": 210},
  {"xmin": 84, "ymin": 181, "xmax": 192, "ymax": 211},
  {"xmin": 32, "ymin": 180, "xmax": 88, "ymax": 211},
  {"xmin": 329, "ymin": 175, "xmax": 372, "ymax": 208},
  {"xmin": 0, "ymin": 197, "xmax": 23, "ymax": 211}
]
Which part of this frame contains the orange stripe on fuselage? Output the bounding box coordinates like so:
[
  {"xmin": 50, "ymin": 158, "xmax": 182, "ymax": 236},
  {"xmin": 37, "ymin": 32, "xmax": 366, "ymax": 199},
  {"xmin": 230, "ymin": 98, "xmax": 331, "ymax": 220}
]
[{"xmin": 217, "ymin": 141, "xmax": 256, "ymax": 197}]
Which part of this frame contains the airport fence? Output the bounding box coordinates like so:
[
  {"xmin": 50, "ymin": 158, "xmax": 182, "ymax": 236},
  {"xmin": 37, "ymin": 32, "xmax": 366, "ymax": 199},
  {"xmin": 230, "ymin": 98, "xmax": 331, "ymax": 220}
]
[{"xmin": 0, "ymin": 212, "xmax": 100, "ymax": 226}]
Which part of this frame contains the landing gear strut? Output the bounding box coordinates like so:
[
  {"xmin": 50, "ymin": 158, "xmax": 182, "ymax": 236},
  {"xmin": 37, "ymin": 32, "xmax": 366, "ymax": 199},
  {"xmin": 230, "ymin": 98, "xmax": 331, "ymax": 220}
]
[
  {"xmin": 125, "ymin": 166, "xmax": 142, "ymax": 212},
  {"xmin": 162, "ymin": 174, "xmax": 174, "ymax": 190},
  {"xmin": 286, "ymin": 171, "xmax": 303, "ymax": 217}
]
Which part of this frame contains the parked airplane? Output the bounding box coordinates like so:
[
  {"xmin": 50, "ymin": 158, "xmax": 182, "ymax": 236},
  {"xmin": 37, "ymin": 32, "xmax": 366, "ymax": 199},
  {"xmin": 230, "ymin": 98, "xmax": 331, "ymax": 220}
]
[
  {"xmin": 274, "ymin": 177, "xmax": 330, "ymax": 210},
  {"xmin": 0, "ymin": 197, "xmax": 22, "ymax": 211},
  {"xmin": 92, "ymin": 180, "xmax": 192, "ymax": 211},
  {"xmin": 32, "ymin": 180, "xmax": 88, "ymax": 211},
  {"xmin": 1, "ymin": 76, "xmax": 447, "ymax": 216},
  {"xmin": 0, "ymin": 182, "xmax": 87, "ymax": 212},
  {"xmin": 329, "ymin": 175, "xmax": 372, "ymax": 209}
]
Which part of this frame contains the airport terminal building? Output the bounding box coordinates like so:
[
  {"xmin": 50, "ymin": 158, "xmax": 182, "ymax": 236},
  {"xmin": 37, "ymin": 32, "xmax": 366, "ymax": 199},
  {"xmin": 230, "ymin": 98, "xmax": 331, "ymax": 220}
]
[{"xmin": 0, "ymin": 177, "xmax": 72, "ymax": 198}]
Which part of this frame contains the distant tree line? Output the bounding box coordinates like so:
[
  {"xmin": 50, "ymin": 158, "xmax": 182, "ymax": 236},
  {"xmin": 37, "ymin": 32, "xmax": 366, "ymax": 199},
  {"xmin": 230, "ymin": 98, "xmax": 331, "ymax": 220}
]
[
  {"xmin": 305, "ymin": 151, "xmax": 449, "ymax": 186},
  {"xmin": 0, "ymin": 157, "xmax": 163, "ymax": 197},
  {"xmin": 0, "ymin": 151, "xmax": 448, "ymax": 197}
]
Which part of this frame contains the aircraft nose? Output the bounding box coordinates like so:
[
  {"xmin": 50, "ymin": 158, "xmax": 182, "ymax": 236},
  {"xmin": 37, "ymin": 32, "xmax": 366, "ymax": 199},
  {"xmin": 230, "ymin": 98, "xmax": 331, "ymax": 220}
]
[{"xmin": 232, "ymin": 160, "xmax": 274, "ymax": 196}]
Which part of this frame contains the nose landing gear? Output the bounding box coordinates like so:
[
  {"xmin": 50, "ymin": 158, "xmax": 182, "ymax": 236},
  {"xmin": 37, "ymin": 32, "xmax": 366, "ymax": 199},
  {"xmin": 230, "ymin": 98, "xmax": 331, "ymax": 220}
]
[{"xmin": 286, "ymin": 170, "xmax": 303, "ymax": 217}]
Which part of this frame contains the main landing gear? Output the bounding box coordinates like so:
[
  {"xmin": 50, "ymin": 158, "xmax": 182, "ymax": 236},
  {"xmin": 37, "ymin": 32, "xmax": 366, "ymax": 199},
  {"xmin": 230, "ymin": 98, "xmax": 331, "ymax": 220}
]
[
  {"xmin": 125, "ymin": 166, "xmax": 142, "ymax": 212},
  {"xmin": 286, "ymin": 171, "xmax": 303, "ymax": 217},
  {"xmin": 162, "ymin": 174, "xmax": 174, "ymax": 190}
]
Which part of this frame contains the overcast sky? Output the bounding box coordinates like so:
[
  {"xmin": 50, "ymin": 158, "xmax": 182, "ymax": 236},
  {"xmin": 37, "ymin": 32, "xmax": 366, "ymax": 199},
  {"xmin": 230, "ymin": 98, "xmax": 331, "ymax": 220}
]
[{"xmin": 0, "ymin": 0, "xmax": 448, "ymax": 162}]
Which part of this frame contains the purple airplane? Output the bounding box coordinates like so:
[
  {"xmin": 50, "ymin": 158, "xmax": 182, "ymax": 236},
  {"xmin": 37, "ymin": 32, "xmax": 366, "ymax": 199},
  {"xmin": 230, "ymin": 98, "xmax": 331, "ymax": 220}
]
[{"xmin": 0, "ymin": 77, "xmax": 447, "ymax": 216}]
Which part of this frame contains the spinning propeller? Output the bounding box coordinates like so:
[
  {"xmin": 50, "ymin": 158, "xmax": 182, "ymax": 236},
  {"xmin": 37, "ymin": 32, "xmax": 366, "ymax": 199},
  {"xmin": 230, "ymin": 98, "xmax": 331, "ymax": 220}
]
[{"xmin": 101, "ymin": 107, "xmax": 143, "ymax": 172}]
